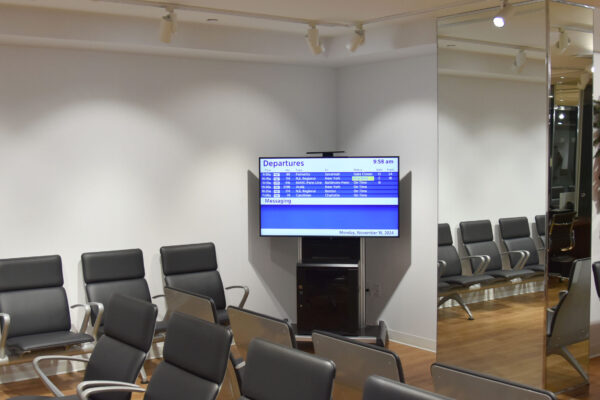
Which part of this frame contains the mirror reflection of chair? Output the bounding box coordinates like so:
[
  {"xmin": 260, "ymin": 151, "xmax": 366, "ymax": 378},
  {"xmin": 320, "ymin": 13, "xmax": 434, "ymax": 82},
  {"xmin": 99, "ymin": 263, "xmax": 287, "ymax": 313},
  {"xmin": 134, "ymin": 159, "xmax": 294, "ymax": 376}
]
[
  {"xmin": 437, "ymin": 223, "xmax": 495, "ymax": 320},
  {"xmin": 592, "ymin": 261, "xmax": 600, "ymax": 299},
  {"xmin": 460, "ymin": 220, "xmax": 535, "ymax": 280},
  {"xmin": 0, "ymin": 255, "xmax": 94, "ymax": 365},
  {"xmin": 546, "ymin": 258, "xmax": 590, "ymax": 383},
  {"xmin": 10, "ymin": 294, "xmax": 158, "ymax": 400},
  {"xmin": 312, "ymin": 330, "xmax": 404, "ymax": 400},
  {"xmin": 431, "ymin": 362, "xmax": 557, "ymax": 400},
  {"xmin": 498, "ymin": 217, "xmax": 545, "ymax": 274},
  {"xmin": 239, "ymin": 338, "xmax": 335, "ymax": 400},
  {"xmin": 160, "ymin": 242, "xmax": 249, "ymax": 326},
  {"xmin": 363, "ymin": 375, "xmax": 451, "ymax": 400},
  {"xmin": 547, "ymin": 211, "xmax": 577, "ymax": 278},
  {"xmin": 77, "ymin": 311, "xmax": 233, "ymax": 400},
  {"xmin": 534, "ymin": 215, "xmax": 546, "ymax": 248}
]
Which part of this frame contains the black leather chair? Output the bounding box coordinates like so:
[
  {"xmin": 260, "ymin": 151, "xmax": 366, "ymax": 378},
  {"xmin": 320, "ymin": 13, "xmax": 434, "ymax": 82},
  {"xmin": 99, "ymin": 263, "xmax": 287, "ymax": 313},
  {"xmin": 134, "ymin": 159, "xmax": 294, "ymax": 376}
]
[
  {"xmin": 239, "ymin": 338, "xmax": 335, "ymax": 400},
  {"xmin": 460, "ymin": 220, "xmax": 535, "ymax": 280},
  {"xmin": 546, "ymin": 258, "xmax": 590, "ymax": 383},
  {"xmin": 498, "ymin": 217, "xmax": 545, "ymax": 273},
  {"xmin": 534, "ymin": 214, "xmax": 546, "ymax": 248},
  {"xmin": 0, "ymin": 255, "xmax": 94, "ymax": 364},
  {"xmin": 11, "ymin": 293, "xmax": 157, "ymax": 400},
  {"xmin": 593, "ymin": 261, "xmax": 600, "ymax": 298},
  {"xmin": 82, "ymin": 249, "xmax": 167, "ymax": 339},
  {"xmin": 160, "ymin": 242, "xmax": 249, "ymax": 326},
  {"xmin": 363, "ymin": 375, "xmax": 451, "ymax": 400},
  {"xmin": 437, "ymin": 223, "xmax": 495, "ymax": 320},
  {"xmin": 77, "ymin": 312, "xmax": 233, "ymax": 400},
  {"xmin": 312, "ymin": 330, "xmax": 403, "ymax": 400}
]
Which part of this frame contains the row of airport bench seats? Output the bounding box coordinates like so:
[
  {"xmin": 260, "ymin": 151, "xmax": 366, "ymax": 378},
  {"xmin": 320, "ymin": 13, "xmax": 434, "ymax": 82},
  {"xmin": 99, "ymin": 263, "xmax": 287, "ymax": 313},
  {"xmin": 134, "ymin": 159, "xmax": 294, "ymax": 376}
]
[
  {"xmin": 0, "ymin": 241, "xmax": 563, "ymax": 399},
  {"xmin": 438, "ymin": 216, "xmax": 547, "ymax": 320}
]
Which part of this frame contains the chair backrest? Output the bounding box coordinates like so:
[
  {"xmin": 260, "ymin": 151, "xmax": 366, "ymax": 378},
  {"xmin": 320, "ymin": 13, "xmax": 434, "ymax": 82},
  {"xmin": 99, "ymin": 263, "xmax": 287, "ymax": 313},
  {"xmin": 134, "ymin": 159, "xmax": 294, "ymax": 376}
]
[
  {"xmin": 0, "ymin": 255, "xmax": 72, "ymax": 338},
  {"xmin": 164, "ymin": 287, "xmax": 217, "ymax": 324},
  {"xmin": 534, "ymin": 214, "xmax": 546, "ymax": 247},
  {"xmin": 547, "ymin": 258, "xmax": 590, "ymax": 351},
  {"xmin": 431, "ymin": 363, "xmax": 557, "ymax": 400},
  {"xmin": 312, "ymin": 330, "xmax": 403, "ymax": 400},
  {"xmin": 82, "ymin": 249, "xmax": 151, "ymax": 325},
  {"xmin": 498, "ymin": 217, "xmax": 539, "ymax": 267},
  {"xmin": 241, "ymin": 338, "xmax": 336, "ymax": 400},
  {"xmin": 460, "ymin": 220, "xmax": 503, "ymax": 272},
  {"xmin": 83, "ymin": 294, "xmax": 158, "ymax": 400},
  {"xmin": 227, "ymin": 306, "xmax": 295, "ymax": 361},
  {"xmin": 548, "ymin": 211, "xmax": 576, "ymax": 254},
  {"xmin": 144, "ymin": 312, "xmax": 233, "ymax": 400},
  {"xmin": 593, "ymin": 261, "xmax": 600, "ymax": 299},
  {"xmin": 437, "ymin": 223, "xmax": 464, "ymax": 277},
  {"xmin": 363, "ymin": 375, "xmax": 451, "ymax": 400},
  {"xmin": 160, "ymin": 243, "xmax": 226, "ymax": 310}
]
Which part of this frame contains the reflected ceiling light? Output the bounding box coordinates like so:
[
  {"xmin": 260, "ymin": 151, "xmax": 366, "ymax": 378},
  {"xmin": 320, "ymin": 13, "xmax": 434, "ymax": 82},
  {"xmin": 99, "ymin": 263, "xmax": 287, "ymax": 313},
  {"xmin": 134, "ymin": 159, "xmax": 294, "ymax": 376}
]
[
  {"xmin": 558, "ymin": 113, "xmax": 565, "ymax": 120},
  {"xmin": 305, "ymin": 24, "xmax": 324, "ymax": 55},
  {"xmin": 160, "ymin": 7, "xmax": 177, "ymax": 43},
  {"xmin": 346, "ymin": 24, "xmax": 365, "ymax": 53},
  {"xmin": 511, "ymin": 49, "xmax": 527, "ymax": 73},
  {"xmin": 589, "ymin": 65, "xmax": 595, "ymax": 74},
  {"xmin": 493, "ymin": 0, "xmax": 514, "ymax": 28},
  {"xmin": 555, "ymin": 28, "xmax": 570, "ymax": 53}
]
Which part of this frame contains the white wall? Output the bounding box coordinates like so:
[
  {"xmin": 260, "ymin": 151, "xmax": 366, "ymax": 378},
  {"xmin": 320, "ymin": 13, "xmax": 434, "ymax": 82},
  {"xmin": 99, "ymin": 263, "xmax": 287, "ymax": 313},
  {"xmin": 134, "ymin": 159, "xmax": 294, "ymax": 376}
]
[
  {"xmin": 438, "ymin": 75, "xmax": 547, "ymax": 240},
  {"xmin": 336, "ymin": 51, "xmax": 439, "ymax": 350},
  {"xmin": 0, "ymin": 44, "xmax": 336, "ymax": 350}
]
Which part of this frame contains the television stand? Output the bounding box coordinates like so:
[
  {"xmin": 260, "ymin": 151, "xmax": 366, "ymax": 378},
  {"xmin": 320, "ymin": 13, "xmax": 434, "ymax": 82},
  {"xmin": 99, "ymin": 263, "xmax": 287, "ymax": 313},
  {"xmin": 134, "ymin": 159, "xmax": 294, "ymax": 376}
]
[{"xmin": 294, "ymin": 237, "xmax": 389, "ymax": 347}]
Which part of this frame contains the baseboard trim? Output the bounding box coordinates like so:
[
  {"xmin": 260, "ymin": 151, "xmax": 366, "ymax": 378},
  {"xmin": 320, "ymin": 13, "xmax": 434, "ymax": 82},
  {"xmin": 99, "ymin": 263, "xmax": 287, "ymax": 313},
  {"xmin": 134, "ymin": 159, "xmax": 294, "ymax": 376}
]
[{"xmin": 388, "ymin": 328, "xmax": 436, "ymax": 352}]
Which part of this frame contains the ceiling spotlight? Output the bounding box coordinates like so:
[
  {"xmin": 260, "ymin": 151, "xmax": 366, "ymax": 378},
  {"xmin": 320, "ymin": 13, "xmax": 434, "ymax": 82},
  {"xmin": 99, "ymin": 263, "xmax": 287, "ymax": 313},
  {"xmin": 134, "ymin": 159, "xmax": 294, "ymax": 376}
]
[
  {"xmin": 511, "ymin": 49, "xmax": 527, "ymax": 73},
  {"xmin": 346, "ymin": 24, "xmax": 365, "ymax": 53},
  {"xmin": 589, "ymin": 65, "xmax": 595, "ymax": 74},
  {"xmin": 493, "ymin": 0, "xmax": 514, "ymax": 28},
  {"xmin": 305, "ymin": 24, "xmax": 324, "ymax": 55},
  {"xmin": 160, "ymin": 8, "xmax": 177, "ymax": 43},
  {"xmin": 558, "ymin": 113, "xmax": 565, "ymax": 120},
  {"xmin": 555, "ymin": 28, "xmax": 570, "ymax": 53}
]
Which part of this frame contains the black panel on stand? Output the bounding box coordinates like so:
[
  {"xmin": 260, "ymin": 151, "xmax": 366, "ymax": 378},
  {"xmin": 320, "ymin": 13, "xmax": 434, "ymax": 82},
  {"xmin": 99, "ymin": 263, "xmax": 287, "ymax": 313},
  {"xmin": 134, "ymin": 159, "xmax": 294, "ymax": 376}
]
[{"xmin": 301, "ymin": 237, "xmax": 360, "ymax": 263}]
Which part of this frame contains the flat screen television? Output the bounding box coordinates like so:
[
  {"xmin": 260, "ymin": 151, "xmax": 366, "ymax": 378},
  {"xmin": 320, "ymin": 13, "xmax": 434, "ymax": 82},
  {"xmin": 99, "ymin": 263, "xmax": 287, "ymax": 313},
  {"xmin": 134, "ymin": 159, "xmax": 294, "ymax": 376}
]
[{"xmin": 259, "ymin": 156, "xmax": 399, "ymax": 237}]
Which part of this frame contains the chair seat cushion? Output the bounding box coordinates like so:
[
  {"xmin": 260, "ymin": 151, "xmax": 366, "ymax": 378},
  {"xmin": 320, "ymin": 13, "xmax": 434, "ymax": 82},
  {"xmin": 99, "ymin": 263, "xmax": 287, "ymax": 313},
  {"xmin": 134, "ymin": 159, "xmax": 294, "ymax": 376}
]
[
  {"xmin": 437, "ymin": 281, "xmax": 452, "ymax": 290},
  {"xmin": 6, "ymin": 331, "xmax": 94, "ymax": 353},
  {"xmin": 441, "ymin": 274, "xmax": 495, "ymax": 287},
  {"xmin": 525, "ymin": 264, "xmax": 545, "ymax": 272},
  {"xmin": 216, "ymin": 309, "xmax": 230, "ymax": 326},
  {"xmin": 487, "ymin": 269, "xmax": 535, "ymax": 280}
]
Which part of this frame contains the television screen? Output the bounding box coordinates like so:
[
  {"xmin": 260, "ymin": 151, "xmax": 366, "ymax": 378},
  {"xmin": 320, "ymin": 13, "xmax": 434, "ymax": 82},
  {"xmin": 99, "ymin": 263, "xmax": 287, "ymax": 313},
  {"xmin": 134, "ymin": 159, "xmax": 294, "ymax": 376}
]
[{"xmin": 259, "ymin": 157, "xmax": 399, "ymax": 237}]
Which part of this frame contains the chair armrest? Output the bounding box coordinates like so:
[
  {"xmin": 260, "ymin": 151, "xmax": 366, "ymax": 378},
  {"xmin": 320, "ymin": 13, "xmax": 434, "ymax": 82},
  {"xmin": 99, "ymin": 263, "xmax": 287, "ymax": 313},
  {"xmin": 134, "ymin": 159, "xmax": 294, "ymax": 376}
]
[
  {"xmin": 86, "ymin": 302, "xmax": 104, "ymax": 340},
  {"xmin": 461, "ymin": 255, "xmax": 491, "ymax": 275},
  {"xmin": 501, "ymin": 250, "xmax": 530, "ymax": 270},
  {"xmin": 225, "ymin": 285, "xmax": 250, "ymax": 308},
  {"xmin": 558, "ymin": 290, "xmax": 568, "ymax": 302},
  {"xmin": 437, "ymin": 260, "xmax": 447, "ymax": 279},
  {"xmin": 71, "ymin": 304, "xmax": 92, "ymax": 334},
  {"xmin": 33, "ymin": 355, "xmax": 90, "ymax": 397},
  {"xmin": 0, "ymin": 313, "xmax": 10, "ymax": 360},
  {"xmin": 77, "ymin": 380, "xmax": 145, "ymax": 400}
]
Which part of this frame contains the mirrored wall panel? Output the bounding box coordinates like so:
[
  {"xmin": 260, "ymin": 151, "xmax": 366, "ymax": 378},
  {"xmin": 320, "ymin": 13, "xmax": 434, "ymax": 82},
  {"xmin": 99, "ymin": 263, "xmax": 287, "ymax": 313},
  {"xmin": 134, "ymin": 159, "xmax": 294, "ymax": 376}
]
[
  {"xmin": 545, "ymin": 0, "xmax": 593, "ymax": 394},
  {"xmin": 437, "ymin": 1, "xmax": 547, "ymax": 388}
]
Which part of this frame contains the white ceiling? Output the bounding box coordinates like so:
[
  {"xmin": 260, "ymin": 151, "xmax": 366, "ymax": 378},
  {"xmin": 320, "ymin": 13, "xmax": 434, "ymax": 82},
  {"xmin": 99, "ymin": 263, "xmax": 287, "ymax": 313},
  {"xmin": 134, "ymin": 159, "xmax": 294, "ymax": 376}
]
[{"xmin": 0, "ymin": 0, "xmax": 508, "ymax": 34}]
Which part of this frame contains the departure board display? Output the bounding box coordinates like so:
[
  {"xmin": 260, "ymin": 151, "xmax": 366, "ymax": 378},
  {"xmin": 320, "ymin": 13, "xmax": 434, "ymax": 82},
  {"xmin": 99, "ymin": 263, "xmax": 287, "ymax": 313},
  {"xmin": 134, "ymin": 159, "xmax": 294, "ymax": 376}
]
[{"xmin": 259, "ymin": 157, "xmax": 399, "ymax": 237}]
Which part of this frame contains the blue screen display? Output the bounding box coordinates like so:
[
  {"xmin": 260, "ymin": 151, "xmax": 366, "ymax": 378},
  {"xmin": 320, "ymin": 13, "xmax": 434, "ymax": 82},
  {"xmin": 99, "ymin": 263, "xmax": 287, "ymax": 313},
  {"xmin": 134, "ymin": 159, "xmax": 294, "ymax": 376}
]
[{"xmin": 259, "ymin": 157, "xmax": 399, "ymax": 237}]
